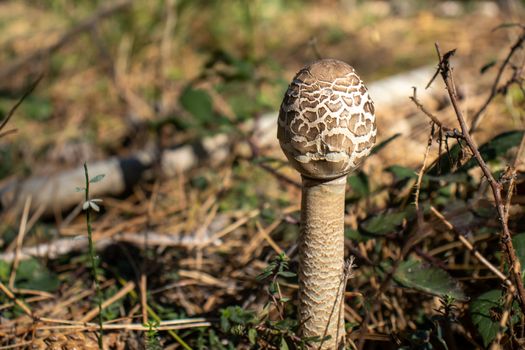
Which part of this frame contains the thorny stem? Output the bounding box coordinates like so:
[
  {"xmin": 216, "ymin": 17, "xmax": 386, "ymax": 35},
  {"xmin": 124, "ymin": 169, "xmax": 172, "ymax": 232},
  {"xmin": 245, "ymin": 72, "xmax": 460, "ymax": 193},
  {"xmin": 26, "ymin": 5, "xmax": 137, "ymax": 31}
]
[
  {"xmin": 410, "ymin": 88, "xmax": 465, "ymax": 174},
  {"xmin": 84, "ymin": 163, "xmax": 104, "ymax": 349},
  {"xmin": 490, "ymin": 288, "xmax": 515, "ymax": 350},
  {"xmin": 410, "ymin": 88, "xmax": 452, "ymax": 133},
  {"xmin": 490, "ymin": 133, "xmax": 525, "ymax": 349},
  {"xmin": 414, "ymin": 123, "xmax": 434, "ymax": 218},
  {"xmin": 434, "ymin": 43, "xmax": 525, "ymax": 315}
]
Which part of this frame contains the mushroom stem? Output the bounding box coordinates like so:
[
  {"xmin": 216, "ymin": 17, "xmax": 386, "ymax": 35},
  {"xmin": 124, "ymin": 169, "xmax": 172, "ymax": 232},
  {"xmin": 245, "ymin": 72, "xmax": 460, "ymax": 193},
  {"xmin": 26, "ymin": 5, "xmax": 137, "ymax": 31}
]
[{"xmin": 299, "ymin": 175, "xmax": 346, "ymax": 349}]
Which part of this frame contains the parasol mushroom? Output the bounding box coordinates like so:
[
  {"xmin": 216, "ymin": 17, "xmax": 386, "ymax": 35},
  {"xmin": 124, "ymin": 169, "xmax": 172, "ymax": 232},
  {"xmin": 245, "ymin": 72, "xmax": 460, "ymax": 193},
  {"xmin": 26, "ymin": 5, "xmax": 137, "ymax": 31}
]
[{"xmin": 277, "ymin": 58, "xmax": 377, "ymax": 349}]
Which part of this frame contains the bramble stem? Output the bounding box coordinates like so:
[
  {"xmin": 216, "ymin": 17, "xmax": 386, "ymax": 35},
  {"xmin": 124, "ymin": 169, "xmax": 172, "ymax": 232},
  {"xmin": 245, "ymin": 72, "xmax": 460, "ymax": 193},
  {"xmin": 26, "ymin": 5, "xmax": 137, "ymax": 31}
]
[{"xmin": 435, "ymin": 43, "xmax": 525, "ymax": 315}]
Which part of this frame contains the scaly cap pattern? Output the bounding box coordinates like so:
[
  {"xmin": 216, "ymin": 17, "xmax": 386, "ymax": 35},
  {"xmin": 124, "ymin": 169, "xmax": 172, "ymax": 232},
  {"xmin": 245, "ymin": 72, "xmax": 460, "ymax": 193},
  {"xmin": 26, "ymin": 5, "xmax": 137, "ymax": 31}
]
[{"xmin": 278, "ymin": 59, "xmax": 377, "ymax": 179}]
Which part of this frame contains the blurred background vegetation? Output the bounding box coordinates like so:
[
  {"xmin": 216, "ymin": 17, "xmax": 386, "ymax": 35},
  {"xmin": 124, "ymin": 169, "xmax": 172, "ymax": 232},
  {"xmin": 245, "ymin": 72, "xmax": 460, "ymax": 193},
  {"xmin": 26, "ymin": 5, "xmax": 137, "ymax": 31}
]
[{"xmin": 1, "ymin": 0, "xmax": 521, "ymax": 177}]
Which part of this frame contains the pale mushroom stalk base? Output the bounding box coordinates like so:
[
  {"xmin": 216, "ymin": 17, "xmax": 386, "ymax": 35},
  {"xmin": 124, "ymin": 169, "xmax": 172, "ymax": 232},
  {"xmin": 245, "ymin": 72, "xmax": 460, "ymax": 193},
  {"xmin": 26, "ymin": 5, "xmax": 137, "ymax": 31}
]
[{"xmin": 299, "ymin": 175, "xmax": 346, "ymax": 349}]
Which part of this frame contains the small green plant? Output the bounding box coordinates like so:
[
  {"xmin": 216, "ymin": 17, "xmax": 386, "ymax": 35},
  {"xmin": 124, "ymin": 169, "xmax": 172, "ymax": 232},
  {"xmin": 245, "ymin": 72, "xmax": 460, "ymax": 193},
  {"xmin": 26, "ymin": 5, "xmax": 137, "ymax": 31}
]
[
  {"xmin": 211, "ymin": 253, "xmax": 304, "ymax": 348},
  {"xmin": 220, "ymin": 305, "xmax": 257, "ymax": 335},
  {"xmin": 145, "ymin": 319, "xmax": 162, "ymax": 350},
  {"xmin": 256, "ymin": 252, "xmax": 296, "ymax": 312},
  {"xmin": 78, "ymin": 163, "xmax": 105, "ymax": 349},
  {"xmin": 253, "ymin": 253, "xmax": 328, "ymax": 349},
  {"xmin": 397, "ymin": 295, "xmax": 459, "ymax": 350}
]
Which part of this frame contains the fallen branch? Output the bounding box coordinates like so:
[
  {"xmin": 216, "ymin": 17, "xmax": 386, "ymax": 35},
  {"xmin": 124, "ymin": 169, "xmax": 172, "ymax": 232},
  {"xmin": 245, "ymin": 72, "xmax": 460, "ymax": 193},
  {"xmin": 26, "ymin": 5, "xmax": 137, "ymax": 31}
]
[
  {"xmin": 0, "ymin": 229, "xmax": 225, "ymax": 263},
  {"xmin": 0, "ymin": 66, "xmax": 440, "ymax": 216}
]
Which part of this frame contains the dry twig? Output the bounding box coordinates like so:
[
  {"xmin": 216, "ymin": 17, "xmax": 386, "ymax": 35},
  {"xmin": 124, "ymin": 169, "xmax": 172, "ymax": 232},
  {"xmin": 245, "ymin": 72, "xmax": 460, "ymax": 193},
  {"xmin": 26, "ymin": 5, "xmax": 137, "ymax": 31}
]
[
  {"xmin": 0, "ymin": 74, "xmax": 43, "ymax": 137},
  {"xmin": 0, "ymin": 282, "xmax": 32, "ymax": 317},
  {"xmin": 8, "ymin": 197, "xmax": 31, "ymax": 290},
  {"xmin": 80, "ymin": 281, "xmax": 136, "ymax": 323},
  {"xmin": 414, "ymin": 123, "xmax": 434, "ymax": 216}
]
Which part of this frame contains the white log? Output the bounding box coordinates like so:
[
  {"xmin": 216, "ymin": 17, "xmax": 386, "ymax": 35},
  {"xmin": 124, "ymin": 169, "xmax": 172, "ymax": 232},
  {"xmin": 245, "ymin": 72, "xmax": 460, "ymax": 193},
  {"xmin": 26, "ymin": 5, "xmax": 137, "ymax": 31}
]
[{"xmin": 1, "ymin": 66, "xmax": 438, "ymax": 215}]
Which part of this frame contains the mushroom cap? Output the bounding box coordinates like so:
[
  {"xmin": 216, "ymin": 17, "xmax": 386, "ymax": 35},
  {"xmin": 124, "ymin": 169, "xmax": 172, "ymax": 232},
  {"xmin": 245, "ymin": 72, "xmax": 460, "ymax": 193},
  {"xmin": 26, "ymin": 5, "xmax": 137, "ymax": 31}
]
[{"xmin": 278, "ymin": 58, "xmax": 377, "ymax": 180}]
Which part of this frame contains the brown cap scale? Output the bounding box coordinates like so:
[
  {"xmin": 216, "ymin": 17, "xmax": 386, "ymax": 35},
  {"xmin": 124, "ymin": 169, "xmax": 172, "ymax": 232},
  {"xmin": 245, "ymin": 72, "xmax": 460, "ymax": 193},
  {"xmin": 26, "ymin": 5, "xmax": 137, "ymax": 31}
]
[
  {"xmin": 278, "ymin": 58, "xmax": 377, "ymax": 180},
  {"xmin": 277, "ymin": 59, "xmax": 376, "ymax": 348}
]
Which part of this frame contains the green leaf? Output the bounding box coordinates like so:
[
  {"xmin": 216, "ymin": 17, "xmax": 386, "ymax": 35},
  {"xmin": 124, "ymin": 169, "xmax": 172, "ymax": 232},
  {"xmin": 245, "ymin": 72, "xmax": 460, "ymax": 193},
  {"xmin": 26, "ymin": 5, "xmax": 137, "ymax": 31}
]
[
  {"xmin": 1, "ymin": 258, "xmax": 60, "ymax": 292},
  {"xmin": 480, "ymin": 60, "xmax": 496, "ymax": 74},
  {"xmin": 511, "ymin": 233, "xmax": 525, "ymax": 276},
  {"xmin": 180, "ymin": 87, "xmax": 213, "ymax": 124},
  {"xmin": 256, "ymin": 269, "xmax": 273, "ymax": 281},
  {"xmin": 459, "ymin": 131, "xmax": 524, "ymax": 171},
  {"xmin": 22, "ymin": 95, "xmax": 52, "ymax": 121},
  {"xmin": 348, "ymin": 171, "xmax": 369, "ymax": 198},
  {"xmin": 248, "ymin": 328, "xmax": 257, "ymax": 345},
  {"xmin": 0, "ymin": 260, "xmax": 9, "ymax": 281},
  {"xmin": 470, "ymin": 289, "xmax": 510, "ymax": 347},
  {"xmin": 219, "ymin": 306, "xmax": 256, "ymax": 333},
  {"xmin": 190, "ymin": 175, "xmax": 209, "ymax": 190},
  {"xmin": 220, "ymin": 315, "xmax": 231, "ymax": 333},
  {"xmin": 370, "ymin": 133, "xmax": 401, "ymax": 155},
  {"xmin": 280, "ymin": 337, "xmax": 289, "ymax": 350},
  {"xmin": 360, "ymin": 209, "xmax": 414, "ymax": 236},
  {"xmin": 269, "ymin": 281, "xmax": 277, "ymax": 294},
  {"xmin": 277, "ymin": 271, "xmax": 296, "ymax": 278},
  {"xmin": 393, "ymin": 260, "xmax": 467, "ymax": 301},
  {"xmin": 430, "ymin": 131, "xmax": 524, "ymax": 176},
  {"xmin": 75, "ymin": 187, "xmax": 85, "ymax": 192},
  {"xmin": 273, "ymin": 318, "xmax": 297, "ymax": 331},
  {"xmin": 427, "ymin": 140, "xmax": 463, "ymax": 176},
  {"xmin": 386, "ymin": 165, "xmax": 417, "ymax": 182},
  {"xmin": 89, "ymin": 174, "xmax": 105, "ymax": 183},
  {"xmin": 345, "ymin": 228, "xmax": 370, "ymax": 242}
]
